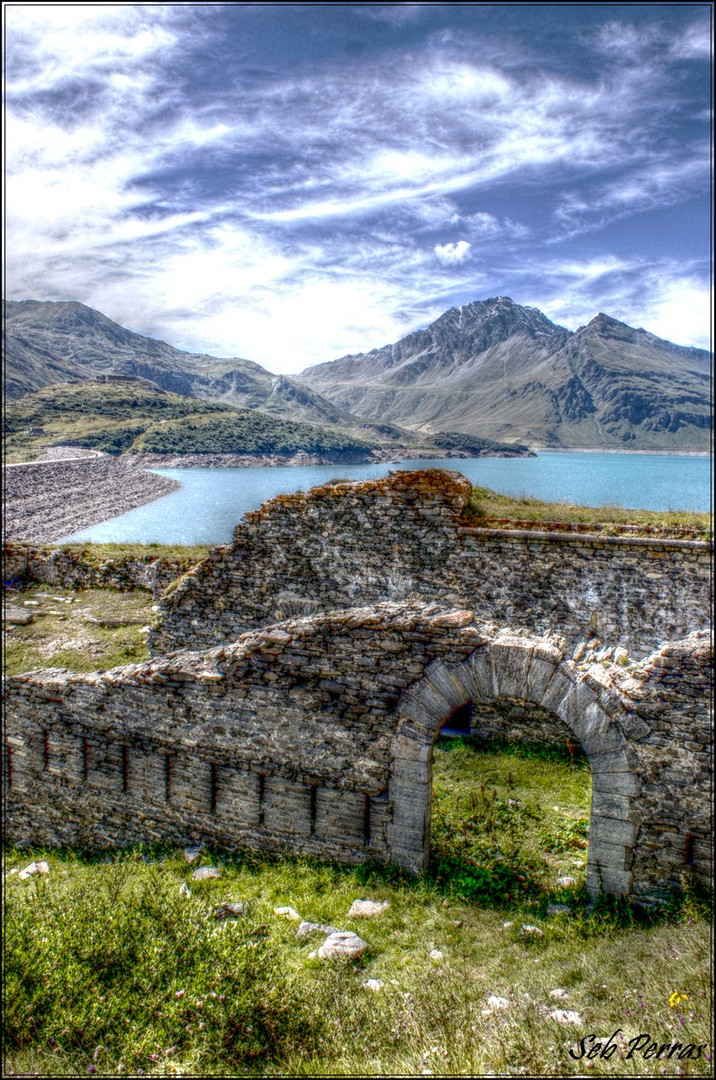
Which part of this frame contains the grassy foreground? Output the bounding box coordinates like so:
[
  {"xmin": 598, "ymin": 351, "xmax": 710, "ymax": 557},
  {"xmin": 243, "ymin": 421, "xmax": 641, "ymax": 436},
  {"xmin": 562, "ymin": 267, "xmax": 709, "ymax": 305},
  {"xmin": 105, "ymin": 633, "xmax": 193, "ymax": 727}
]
[{"xmin": 4, "ymin": 740, "xmax": 712, "ymax": 1078}]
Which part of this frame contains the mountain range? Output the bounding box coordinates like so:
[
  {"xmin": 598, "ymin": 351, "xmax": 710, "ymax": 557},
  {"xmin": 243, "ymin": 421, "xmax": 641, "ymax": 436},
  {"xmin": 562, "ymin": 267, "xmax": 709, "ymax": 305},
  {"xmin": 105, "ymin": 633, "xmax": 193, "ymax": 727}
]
[
  {"xmin": 4, "ymin": 296, "xmax": 712, "ymax": 452},
  {"xmin": 300, "ymin": 297, "xmax": 712, "ymax": 450}
]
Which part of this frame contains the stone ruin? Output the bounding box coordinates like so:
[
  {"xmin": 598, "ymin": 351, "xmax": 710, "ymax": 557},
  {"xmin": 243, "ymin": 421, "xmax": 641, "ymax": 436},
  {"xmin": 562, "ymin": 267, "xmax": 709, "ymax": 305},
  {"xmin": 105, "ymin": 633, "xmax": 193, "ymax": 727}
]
[{"xmin": 4, "ymin": 469, "xmax": 713, "ymax": 902}]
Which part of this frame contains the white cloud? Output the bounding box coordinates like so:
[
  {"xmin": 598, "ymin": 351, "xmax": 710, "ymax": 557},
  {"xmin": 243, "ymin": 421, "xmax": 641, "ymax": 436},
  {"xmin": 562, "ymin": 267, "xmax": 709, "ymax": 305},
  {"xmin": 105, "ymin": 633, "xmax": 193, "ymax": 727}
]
[
  {"xmin": 434, "ymin": 240, "xmax": 471, "ymax": 265},
  {"xmin": 522, "ymin": 258, "xmax": 711, "ymax": 351}
]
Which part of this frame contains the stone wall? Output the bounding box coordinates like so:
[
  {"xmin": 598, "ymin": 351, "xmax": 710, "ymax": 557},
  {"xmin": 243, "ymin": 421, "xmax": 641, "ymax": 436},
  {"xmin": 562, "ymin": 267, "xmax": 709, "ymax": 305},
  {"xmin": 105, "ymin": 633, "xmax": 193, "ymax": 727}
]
[
  {"xmin": 4, "ymin": 602, "xmax": 712, "ymax": 903},
  {"xmin": 151, "ymin": 470, "xmax": 711, "ymax": 660},
  {"xmin": 3, "ymin": 543, "xmax": 201, "ymax": 599}
]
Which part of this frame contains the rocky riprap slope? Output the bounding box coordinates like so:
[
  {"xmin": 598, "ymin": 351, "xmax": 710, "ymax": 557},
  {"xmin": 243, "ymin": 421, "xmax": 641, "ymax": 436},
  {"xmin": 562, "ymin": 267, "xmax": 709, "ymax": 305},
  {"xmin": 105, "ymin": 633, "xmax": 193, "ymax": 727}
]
[
  {"xmin": 3, "ymin": 456, "xmax": 180, "ymax": 544},
  {"xmin": 299, "ymin": 297, "xmax": 712, "ymax": 450}
]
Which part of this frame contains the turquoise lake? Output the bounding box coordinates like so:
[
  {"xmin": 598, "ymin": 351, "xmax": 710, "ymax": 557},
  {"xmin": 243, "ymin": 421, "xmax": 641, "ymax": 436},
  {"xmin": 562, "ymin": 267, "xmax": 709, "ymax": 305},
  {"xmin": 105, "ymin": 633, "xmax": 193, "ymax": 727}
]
[{"xmin": 61, "ymin": 452, "xmax": 713, "ymax": 546}]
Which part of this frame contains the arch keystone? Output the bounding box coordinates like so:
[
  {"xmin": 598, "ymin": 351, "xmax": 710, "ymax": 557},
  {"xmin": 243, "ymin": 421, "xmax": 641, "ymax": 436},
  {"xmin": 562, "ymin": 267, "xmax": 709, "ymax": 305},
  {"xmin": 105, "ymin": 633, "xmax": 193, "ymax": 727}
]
[{"xmin": 489, "ymin": 641, "xmax": 534, "ymax": 699}]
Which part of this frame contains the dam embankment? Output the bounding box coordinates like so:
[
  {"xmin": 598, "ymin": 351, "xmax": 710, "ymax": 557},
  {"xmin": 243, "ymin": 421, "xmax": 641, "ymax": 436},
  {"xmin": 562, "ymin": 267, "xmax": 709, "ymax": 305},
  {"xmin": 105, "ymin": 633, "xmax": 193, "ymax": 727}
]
[{"xmin": 3, "ymin": 457, "xmax": 180, "ymax": 544}]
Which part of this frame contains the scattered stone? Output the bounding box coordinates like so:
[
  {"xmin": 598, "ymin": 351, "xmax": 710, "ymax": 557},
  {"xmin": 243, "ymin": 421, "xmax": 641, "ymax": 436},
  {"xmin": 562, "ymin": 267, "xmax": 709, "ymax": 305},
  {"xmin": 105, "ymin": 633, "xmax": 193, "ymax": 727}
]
[
  {"xmin": 296, "ymin": 921, "xmax": 341, "ymax": 938},
  {"xmin": 549, "ymin": 989, "xmax": 570, "ymax": 1000},
  {"xmin": 274, "ymin": 905, "xmax": 301, "ymax": 920},
  {"xmin": 317, "ymin": 931, "xmax": 370, "ymax": 960},
  {"xmin": 430, "ymin": 609, "xmax": 473, "ymax": 628},
  {"xmin": 520, "ymin": 925, "xmax": 543, "ymax": 936},
  {"xmin": 451, "ymin": 919, "xmax": 463, "ymax": 928},
  {"xmin": 214, "ymin": 902, "xmax": 245, "ymax": 919},
  {"xmin": 548, "ymin": 1009, "xmax": 583, "ymax": 1025},
  {"xmin": 486, "ymin": 996, "xmax": 510, "ymax": 1010},
  {"xmin": 429, "ymin": 949, "xmax": 444, "ymax": 961},
  {"xmin": 183, "ymin": 846, "xmax": 203, "ymax": 864},
  {"xmin": 191, "ymin": 866, "xmax": 221, "ymax": 880},
  {"xmin": 362, "ymin": 979, "xmax": 383, "ymax": 991},
  {"xmin": 503, "ymin": 921, "xmax": 514, "ymax": 929},
  {"xmin": 4, "ymin": 606, "xmax": 34, "ymax": 624},
  {"xmin": 547, "ymin": 904, "xmax": 572, "ymax": 916},
  {"xmin": 5, "ymin": 868, "xmax": 19, "ymax": 878},
  {"xmin": 18, "ymin": 860, "xmax": 50, "ymax": 880},
  {"xmin": 555, "ymin": 876, "xmax": 577, "ymax": 888},
  {"xmin": 347, "ymin": 899, "xmax": 390, "ymax": 918},
  {"xmin": 178, "ymin": 882, "xmax": 192, "ymax": 897}
]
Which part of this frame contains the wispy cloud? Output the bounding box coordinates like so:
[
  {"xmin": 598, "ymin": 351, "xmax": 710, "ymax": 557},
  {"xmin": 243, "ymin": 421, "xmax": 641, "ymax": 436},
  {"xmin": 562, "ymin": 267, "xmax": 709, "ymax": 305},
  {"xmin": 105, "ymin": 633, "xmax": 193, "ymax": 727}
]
[{"xmin": 4, "ymin": 6, "xmax": 711, "ymax": 370}]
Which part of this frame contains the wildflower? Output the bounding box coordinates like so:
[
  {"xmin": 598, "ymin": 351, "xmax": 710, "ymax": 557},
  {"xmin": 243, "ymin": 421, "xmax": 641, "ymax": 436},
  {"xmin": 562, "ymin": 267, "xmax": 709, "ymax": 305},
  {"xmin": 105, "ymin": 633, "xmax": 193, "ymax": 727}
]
[
  {"xmin": 175, "ymin": 989, "xmax": 185, "ymax": 998},
  {"xmin": 669, "ymin": 991, "xmax": 689, "ymax": 1008}
]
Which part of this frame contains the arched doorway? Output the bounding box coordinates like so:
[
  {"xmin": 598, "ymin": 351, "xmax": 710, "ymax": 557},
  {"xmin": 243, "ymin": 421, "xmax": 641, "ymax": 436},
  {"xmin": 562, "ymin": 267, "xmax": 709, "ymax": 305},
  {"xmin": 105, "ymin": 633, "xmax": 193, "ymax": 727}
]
[
  {"xmin": 388, "ymin": 636, "xmax": 640, "ymax": 897},
  {"xmin": 430, "ymin": 710, "xmax": 590, "ymax": 903}
]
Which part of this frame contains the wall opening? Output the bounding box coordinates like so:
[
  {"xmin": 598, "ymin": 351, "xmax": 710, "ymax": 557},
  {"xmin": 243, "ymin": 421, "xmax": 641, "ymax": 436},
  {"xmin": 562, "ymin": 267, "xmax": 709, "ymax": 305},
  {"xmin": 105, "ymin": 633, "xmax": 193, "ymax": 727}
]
[
  {"xmin": 428, "ymin": 715, "xmax": 592, "ymax": 905},
  {"xmin": 440, "ymin": 701, "xmax": 472, "ymax": 736}
]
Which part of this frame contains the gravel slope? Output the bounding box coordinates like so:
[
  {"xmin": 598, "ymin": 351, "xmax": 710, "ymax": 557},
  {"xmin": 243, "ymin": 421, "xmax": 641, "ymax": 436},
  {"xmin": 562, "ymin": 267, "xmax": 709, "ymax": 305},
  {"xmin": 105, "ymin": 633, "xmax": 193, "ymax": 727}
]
[{"xmin": 3, "ymin": 456, "xmax": 180, "ymax": 543}]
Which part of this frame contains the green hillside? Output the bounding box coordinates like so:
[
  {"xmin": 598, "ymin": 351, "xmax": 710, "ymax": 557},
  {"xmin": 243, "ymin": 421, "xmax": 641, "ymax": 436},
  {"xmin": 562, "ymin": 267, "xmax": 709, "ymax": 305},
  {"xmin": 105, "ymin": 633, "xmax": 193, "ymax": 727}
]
[{"xmin": 3, "ymin": 381, "xmax": 373, "ymax": 462}]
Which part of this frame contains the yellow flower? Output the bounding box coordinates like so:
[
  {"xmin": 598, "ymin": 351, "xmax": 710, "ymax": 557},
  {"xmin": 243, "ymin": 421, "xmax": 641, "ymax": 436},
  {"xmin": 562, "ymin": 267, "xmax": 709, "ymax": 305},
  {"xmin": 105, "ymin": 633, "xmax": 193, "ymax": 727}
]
[{"xmin": 669, "ymin": 991, "xmax": 689, "ymax": 1008}]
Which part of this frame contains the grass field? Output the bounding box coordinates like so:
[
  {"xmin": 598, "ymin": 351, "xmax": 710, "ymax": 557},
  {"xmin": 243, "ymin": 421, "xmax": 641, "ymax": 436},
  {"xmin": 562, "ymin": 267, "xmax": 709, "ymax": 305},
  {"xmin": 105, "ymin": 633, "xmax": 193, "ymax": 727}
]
[
  {"xmin": 4, "ymin": 739, "xmax": 712, "ymax": 1078},
  {"xmin": 462, "ymin": 488, "xmax": 712, "ymax": 538},
  {"xmin": 3, "ymin": 554, "xmax": 713, "ymax": 1077}
]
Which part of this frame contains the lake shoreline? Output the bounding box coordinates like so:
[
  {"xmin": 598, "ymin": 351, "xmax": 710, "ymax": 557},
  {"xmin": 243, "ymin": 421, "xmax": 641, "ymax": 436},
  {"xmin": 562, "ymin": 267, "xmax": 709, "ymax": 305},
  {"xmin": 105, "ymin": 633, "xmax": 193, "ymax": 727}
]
[{"xmin": 532, "ymin": 447, "xmax": 711, "ymax": 457}]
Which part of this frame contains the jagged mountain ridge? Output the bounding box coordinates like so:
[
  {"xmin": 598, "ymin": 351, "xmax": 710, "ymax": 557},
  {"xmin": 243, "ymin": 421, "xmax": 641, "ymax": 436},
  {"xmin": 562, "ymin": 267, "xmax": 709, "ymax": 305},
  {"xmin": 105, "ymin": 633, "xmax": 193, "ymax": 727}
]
[{"xmin": 299, "ymin": 297, "xmax": 712, "ymax": 450}]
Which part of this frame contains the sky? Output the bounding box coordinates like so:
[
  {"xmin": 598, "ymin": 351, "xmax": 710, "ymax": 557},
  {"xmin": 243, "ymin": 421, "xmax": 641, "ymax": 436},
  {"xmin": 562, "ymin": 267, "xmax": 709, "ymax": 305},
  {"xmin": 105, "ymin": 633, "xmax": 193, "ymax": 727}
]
[{"xmin": 4, "ymin": 3, "xmax": 713, "ymax": 373}]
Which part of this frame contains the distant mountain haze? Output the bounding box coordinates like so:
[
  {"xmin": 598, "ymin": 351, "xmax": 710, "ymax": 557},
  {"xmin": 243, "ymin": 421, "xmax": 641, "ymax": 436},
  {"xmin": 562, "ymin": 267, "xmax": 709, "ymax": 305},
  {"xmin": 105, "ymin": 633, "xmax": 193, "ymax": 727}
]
[
  {"xmin": 3, "ymin": 297, "xmax": 711, "ymax": 451},
  {"xmin": 299, "ymin": 297, "xmax": 712, "ymax": 451}
]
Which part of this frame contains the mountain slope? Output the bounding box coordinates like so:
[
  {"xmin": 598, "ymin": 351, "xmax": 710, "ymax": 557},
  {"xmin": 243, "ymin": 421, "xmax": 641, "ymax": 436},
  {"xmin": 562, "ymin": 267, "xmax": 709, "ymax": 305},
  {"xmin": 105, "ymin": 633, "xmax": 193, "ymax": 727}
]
[
  {"xmin": 1, "ymin": 299, "xmax": 384, "ymax": 435},
  {"xmin": 299, "ymin": 297, "xmax": 712, "ymax": 450},
  {"xmin": 3, "ymin": 380, "xmax": 374, "ymax": 463}
]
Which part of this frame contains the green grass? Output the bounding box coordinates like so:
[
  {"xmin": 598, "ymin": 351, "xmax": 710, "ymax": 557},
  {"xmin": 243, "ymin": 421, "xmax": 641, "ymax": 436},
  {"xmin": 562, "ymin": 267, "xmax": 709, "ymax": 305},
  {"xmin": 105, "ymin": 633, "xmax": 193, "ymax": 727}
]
[
  {"xmin": 3, "ymin": 587, "xmax": 156, "ymax": 675},
  {"xmin": 3, "ymin": 381, "xmax": 372, "ymax": 461},
  {"xmin": 4, "ymin": 739, "xmax": 712, "ymax": 1077},
  {"xmin": 49, "ymin": 542, "xmax": 213, "ymax": 566},
  {"xmin": 462, "ymin": 486, "xmax": 712, "ymax": 538}
]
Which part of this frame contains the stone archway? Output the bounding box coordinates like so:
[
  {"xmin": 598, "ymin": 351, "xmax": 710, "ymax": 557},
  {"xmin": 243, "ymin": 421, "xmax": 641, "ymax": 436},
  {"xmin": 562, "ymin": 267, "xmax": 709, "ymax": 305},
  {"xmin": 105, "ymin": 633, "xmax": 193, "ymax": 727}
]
[{"xmin": 387, "ymin": 633, "xmax": 640, "ymax": 897}]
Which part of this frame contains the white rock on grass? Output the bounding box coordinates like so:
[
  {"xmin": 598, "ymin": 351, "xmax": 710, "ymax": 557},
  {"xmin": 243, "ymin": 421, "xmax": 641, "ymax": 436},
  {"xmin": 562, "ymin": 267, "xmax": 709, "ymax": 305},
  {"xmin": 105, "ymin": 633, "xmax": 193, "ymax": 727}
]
[
  {"xmin": 429, "ymin": 949, "xmax": 444, "ymax": 961},
  {"xmin": 347, "ymin": 898, "xmax": 390, "ymax": 918},
  {"xmin": 549, "ymin": 988, "xmax": 569, "ymax": 1000},
  {"xmin": 555, "ymin": 876, "xmax": 576, "ymax": 888},
  {"xmin": 486, "ymin": 996, "xmax": 510, "ymax": 1010},
  {"xmin": 178, "ymin": 883, "xmax": 192, "ymax": 897},
  {"xmin": 274, "ymin": 906, "xmax": 301, "ymax": 920},
  {"xmin": 18, "ymin": 861, "xmax": 50, "ymax": 880},
  {"xmin": 520, "ymin": 925, "xmax": 544, "ymax": 935},
  {"xmin": 296, "ymin": 921, "xmax": 340, "ymax": 939},
  {"xmin": 317, "ymin": 931, "xmax": 369, "ymax": 960},
  {"xmin": 548, "ymin": 1009, "xmax": 583, "ymax": 1025},
  {"xmin": 192, "ymin": 866, "xmax": 221, "ymax": 880},
  {"xmin": 362, "ymin": 979, "xmax": 383, "ymax": 991}
]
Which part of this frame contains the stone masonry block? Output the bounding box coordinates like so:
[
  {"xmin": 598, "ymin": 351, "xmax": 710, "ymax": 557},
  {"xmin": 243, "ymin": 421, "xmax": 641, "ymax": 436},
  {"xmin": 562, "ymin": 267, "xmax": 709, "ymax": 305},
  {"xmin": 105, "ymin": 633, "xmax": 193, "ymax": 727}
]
[
  {"xmin": 590, "ymin": 789, "xmax": 640, "ymax": 822},
  {"xmin": 572, "ymin": 702, "xmax": 626, "ymax": 758},
  {"xmin": 523, "ymin": 654, "xmax": 558, "ymax": 704},
  {"xmin": 465, "ymin": 650, "xmax": 496, "ymax": 700},
  {"xmin": 589, "ymin": 815, "xmax": 639, "ymax": 848},
  {"xmin": 591, "ymin": 769, "xmax": 642, "ymax": 796},
  {"xmin": 423, "ymin": 661, "xmax": 472, "ymax": 711},
  {"xmin": 413, "ymin": 680, "xmax": 457, "ymax": 725},
  {"xmin": 586, "ymin": 866, "xmax": 633, "ymax": 896},
  {"xmin": 587, "ymin": 838, "xmax": 633, "ymax": 871},
  {"xmin": 489, "ymin": 641, "xmax": 534, "ymax": 700}
]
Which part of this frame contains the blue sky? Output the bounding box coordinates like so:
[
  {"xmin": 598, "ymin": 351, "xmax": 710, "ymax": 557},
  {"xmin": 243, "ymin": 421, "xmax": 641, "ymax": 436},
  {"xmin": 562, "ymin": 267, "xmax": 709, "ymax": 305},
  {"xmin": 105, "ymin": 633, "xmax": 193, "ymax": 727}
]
[{"xmin": 4, "ymin": 3, "xmax": 712, "ymax": 372}]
